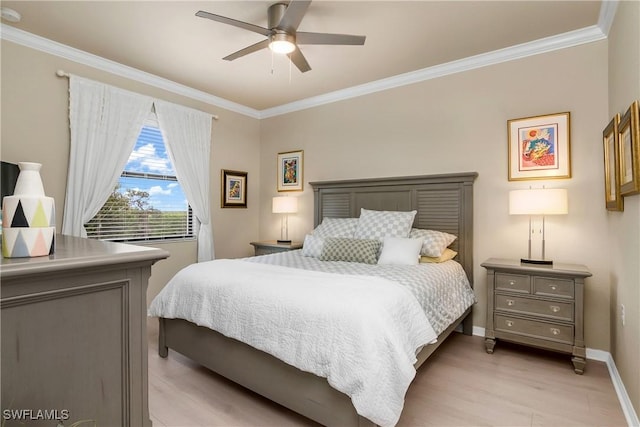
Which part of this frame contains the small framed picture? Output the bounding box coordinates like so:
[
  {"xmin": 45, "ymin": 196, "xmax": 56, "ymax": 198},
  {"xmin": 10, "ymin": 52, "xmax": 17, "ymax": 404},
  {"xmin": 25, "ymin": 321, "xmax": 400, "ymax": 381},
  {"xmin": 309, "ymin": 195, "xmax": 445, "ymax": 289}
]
[
  {"xmin": 619, "ymin": 101, "xmax": 640, "ymax": 196},
  {"xmin": 508, "ymin": 112, "xmax": 571, "ymax": 181},
  {"xmin": 221, "ymin": 169, "xmax": 247, "ymax": 208},
  {"xmin": 277, "ymin": 150, "xmax": 304, "ymax": 192},
  {"xmin": 603, "ymin": 114, "xmax": 623, "ymax": 211}
]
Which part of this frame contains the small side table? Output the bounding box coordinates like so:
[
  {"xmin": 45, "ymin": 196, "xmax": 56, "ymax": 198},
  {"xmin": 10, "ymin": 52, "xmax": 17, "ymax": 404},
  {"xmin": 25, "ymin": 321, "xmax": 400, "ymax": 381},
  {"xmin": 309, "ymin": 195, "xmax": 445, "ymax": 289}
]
[
  {"xmin": 250, "ymin": 240, "xmax": 303, "ymax": 256},
  {"xmin": 482, "ymin": 258, "xmax": 591, "ymax": 374}
]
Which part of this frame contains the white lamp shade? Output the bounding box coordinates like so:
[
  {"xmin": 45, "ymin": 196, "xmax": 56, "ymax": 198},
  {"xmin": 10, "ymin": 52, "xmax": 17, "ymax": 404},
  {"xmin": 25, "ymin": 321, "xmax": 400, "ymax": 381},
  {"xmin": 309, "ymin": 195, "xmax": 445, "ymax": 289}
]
[
  {"xmin": 509, "ymin": 188, "xmax": 568, "ymax": 215},
  {"xmin": 272, "ymin": 196, "xmax": 298, "ymax": 214}
]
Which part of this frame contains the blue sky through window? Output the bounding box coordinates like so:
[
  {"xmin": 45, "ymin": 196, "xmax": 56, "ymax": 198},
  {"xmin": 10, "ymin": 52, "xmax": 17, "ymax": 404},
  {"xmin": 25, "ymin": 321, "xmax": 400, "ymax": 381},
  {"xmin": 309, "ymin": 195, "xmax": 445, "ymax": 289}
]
[{"xmin": 119, "ymin": 126, "xmax": 188, "ymax": 212}]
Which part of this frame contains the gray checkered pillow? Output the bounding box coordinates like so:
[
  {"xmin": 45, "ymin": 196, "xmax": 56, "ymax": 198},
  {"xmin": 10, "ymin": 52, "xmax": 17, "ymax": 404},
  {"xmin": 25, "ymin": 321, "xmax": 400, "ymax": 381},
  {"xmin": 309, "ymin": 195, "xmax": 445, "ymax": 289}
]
[
  {"xmin": 354, "ymin": 209, "xmax": 417, "ymax": 241},
  {"xmin": 319, "ymin": 237, "xmax": 381, "ymax": 264},
  {"xmin": 313, "ymin": 217, "xmax": 359, "ymax": 238},
  {"xmin": 301, "ymin": 234, "xmax": 325, "ymax": 258},
  {"xmin": 409, "ymin": 228, "xmax": 457, "ymax": 257}
]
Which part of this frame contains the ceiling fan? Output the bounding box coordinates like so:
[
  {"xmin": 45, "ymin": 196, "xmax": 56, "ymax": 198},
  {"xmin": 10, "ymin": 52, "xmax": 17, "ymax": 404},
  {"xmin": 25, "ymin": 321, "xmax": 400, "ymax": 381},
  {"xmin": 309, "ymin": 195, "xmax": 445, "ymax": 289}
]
[{"xmin": 196, "ymin": 0, "xmax": 366, "ymax": 73}]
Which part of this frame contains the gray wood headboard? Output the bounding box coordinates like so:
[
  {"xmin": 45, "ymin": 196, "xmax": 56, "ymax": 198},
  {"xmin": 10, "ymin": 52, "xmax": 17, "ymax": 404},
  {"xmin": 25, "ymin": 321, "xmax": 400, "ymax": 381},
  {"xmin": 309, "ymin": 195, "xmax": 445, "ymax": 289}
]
[{"xmin": 309, "ymin": 172, "xmax": 478, "ymax": 285}]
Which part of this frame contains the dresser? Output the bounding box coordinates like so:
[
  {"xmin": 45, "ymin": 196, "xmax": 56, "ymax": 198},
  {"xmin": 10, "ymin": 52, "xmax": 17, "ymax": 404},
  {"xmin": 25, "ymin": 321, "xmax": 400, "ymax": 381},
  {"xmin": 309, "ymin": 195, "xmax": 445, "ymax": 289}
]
[
  {"xmin": 1, "ymin": 235, "xmax": 168, "ymax": 426},
  {"xmin": 482, "ymin": 258, "xmax": 592, "ymax": 374},
  {"xmin": 250, "ymin": 240, "xmax": 302, "ymax": 256}
]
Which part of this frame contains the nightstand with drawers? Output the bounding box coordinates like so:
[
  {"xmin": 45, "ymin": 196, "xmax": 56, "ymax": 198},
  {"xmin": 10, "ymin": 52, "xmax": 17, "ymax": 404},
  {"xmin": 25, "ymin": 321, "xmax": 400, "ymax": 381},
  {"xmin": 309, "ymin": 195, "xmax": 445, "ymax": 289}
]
[
  {"xmin": 482, "ymin": 258, "xmax": 592, "ymax": 374},
  {"xmin": 250, "ymin": 240, "xmax": 303, "ymax": 256}
]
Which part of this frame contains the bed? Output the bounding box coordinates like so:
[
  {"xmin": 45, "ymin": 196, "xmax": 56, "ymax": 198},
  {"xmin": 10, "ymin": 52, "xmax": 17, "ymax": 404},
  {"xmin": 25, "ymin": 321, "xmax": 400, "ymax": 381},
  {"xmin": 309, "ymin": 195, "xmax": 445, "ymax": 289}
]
[{"xmin": 151, "ymin": 172, "xmax": 477, "ymax": 427}]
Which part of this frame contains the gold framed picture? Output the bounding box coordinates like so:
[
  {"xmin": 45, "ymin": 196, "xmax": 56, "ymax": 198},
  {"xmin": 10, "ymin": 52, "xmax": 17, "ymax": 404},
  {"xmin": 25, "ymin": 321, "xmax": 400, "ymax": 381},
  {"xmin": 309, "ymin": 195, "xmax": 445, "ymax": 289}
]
[
  {"xmin": 221, "ymin": 169, "xmax": 247, "ymax": 208},
  {"xmin": 508, "ymin": 112, "xmax": 571, "ymax": 181},
  {"xmin": 277, "ymin": 150, "xmax": 303, "ymax": 192},
  {"xmin": 603, "ymin": 114, "xmax": 623, "ymax": 211},
  {"xmin": 619, "ymin": 100, "xmax": 640, "ymax": 196}
]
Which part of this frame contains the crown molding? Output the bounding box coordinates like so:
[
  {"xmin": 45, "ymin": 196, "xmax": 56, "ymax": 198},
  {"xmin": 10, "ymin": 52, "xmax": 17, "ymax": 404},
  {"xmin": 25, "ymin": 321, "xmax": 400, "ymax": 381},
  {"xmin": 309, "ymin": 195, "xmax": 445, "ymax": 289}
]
[
  {"xmin": 260, "ymin": 25, "xmax": 606, "ymax": 118},
  {"xmin": 597, "ymin": 0, "xmax": 619, "ymax": 36},
  {"xmin": 0, "ymin": 24, "xmax": 261, "ymax": 119},
  {"xmin": 1, "ymin": 22, "xmax": 606, "ymax": 121}
]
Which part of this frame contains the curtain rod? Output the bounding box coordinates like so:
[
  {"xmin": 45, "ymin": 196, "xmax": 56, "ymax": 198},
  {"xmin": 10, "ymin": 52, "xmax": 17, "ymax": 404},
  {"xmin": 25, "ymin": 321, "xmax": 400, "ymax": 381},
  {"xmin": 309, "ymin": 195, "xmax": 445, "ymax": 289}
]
[{"xmin": 56, "ymin": 69, "xmax": 219, "ymax": 120}]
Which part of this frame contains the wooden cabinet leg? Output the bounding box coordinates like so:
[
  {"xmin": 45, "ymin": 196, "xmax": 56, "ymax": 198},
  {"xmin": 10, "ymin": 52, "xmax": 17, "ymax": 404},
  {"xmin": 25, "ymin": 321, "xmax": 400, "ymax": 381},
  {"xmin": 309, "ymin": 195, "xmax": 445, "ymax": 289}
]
[
  {"xmin": 485, "ymin": 338, "xmax": 496, "ymax": 354},
  {"xmin": 571, "ymin": 356, "xmax": 585, "ymax": 374}
]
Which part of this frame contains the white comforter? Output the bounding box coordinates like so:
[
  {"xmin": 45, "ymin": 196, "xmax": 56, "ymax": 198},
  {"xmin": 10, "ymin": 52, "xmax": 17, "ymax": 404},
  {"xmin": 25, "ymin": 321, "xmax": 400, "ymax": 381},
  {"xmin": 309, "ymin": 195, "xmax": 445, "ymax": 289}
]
[{"xmin": 148, "ymin": 259, "xmax": 438, "ymax": 427}]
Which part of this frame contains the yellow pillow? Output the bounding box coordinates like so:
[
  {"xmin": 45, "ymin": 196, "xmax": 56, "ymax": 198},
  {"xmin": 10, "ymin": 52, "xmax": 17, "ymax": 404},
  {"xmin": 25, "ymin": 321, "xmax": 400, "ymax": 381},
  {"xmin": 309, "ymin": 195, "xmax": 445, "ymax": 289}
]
[{"xmin": 419, "ymin": 248, "xmax": 457, "ymax": 263}]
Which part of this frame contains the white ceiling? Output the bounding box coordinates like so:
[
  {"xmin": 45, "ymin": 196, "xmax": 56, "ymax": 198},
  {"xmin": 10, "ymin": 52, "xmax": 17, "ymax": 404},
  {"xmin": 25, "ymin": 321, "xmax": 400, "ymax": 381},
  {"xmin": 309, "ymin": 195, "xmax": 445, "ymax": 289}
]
[{"xmin": 1, "ymin": 1, "xmax": 604, "ymax": 113}]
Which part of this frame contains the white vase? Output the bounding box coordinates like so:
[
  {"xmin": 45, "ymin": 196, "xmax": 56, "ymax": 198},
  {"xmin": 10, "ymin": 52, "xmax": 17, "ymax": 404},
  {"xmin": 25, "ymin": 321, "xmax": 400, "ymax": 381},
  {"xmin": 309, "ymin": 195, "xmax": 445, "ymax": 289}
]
[
  {"xmin": 2, "ymin": 162, "xmax": 56, "ymax": 257},
  {"xmin": 13, "ymin": 162, "xmax": 46, "ymax": 196}
]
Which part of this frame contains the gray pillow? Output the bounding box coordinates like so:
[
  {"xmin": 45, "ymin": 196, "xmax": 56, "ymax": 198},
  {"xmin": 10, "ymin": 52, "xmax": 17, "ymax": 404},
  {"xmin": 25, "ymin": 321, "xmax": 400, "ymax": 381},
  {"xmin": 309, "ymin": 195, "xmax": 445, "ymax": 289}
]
[
  {"xmin": 319, "ymin": 237, "xmax": 381, "ymax": 264},
  {"xmin": 354, "ymin": 208, "xmax": 417, "ymax": 241},
  {"xmin": 313, "ymin": 217, "xmax": 359, "ymax": 238},
  {"xmin": 301, "ymin": 234, "xmax": 325, "ymax": 258},
  {"xmin": 409, "ymin": 228, "xmax": 457, "ymax": 257}
]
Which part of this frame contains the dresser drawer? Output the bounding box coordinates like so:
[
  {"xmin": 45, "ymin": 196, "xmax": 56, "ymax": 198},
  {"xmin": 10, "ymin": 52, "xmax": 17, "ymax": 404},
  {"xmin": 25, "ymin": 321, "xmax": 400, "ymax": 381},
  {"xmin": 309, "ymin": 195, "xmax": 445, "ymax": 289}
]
[
  {"xmin": 533, "ymin": 277, "xmax": 574, "ymax": 299},
  {"xmin": 495, "ymin": 273, "xmax": 530, "ymax": 293},
  {"xmin": 495, "ymin": 294, "xmax": 574, "ymax": 322},
  {"xmin": 494, "ymin": 314, "xmax": 574, "ymax": 345}
]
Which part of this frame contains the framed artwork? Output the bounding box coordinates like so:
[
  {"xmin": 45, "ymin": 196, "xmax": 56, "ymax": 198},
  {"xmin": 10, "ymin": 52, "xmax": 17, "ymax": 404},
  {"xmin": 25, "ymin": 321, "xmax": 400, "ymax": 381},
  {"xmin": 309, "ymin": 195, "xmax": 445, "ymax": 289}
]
[
  {"xmin": 221, "ymin": 169, "xmax": 247, "ymax": 208},
  {"xmin": 508, "ymin": 112, "xmax": 571, "ymax": 181},
  {"xmin": 603, "ymin": 114, "xmax": 623, "ymax": 211},
  {"xmin": 277, "ymin": 150, "xmax": 304, "ymax": 192},
  {"xmin": 619, "ymin": 100, "xmax": 640, "ymax": 196}
]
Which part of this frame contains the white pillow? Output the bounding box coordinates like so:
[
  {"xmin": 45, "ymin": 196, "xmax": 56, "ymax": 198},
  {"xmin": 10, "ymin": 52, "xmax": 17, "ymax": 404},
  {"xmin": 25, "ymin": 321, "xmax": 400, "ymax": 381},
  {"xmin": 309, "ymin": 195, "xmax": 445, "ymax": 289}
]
[
  {"xmin": 302, "ymin": 234, "xmax": 325, "ymax": 258},
  {"xmin": 354, "ymin": 209, "xmax": 417, "ymax": 241},
  {"xmin": 409, "ymin": 228, "xmax": 457, "ymax": 257},
  {"xmin": 377, "ymin": 237, "xmax": 424, "ymax": 266},
  {"xmin": 313, "ymin": 217, "xmax": 359, "ymax": 238}
]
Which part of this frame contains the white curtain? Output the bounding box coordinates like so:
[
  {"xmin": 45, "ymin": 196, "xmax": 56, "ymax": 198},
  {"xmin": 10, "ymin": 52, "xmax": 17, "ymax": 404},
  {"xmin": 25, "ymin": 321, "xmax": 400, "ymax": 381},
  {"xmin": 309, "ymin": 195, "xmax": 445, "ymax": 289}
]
[
  {"xmin": 155, "ymin": 100, "xmax": 214, "ymax": 261},
  {"xmin": 62, "ymin": 76, "xmax": 153, "ymax": 237}
]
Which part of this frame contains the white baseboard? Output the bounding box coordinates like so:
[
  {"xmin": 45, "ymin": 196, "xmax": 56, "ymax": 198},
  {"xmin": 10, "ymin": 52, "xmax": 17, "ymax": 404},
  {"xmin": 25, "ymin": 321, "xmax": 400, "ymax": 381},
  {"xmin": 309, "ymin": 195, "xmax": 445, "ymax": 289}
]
[
  {"xmin": 470, "ymin": 327, "xmax": 639, "ymax": 426},
  {"xmin": 600, "ymin": 351, "xmax": 640, "ymax": 427}
]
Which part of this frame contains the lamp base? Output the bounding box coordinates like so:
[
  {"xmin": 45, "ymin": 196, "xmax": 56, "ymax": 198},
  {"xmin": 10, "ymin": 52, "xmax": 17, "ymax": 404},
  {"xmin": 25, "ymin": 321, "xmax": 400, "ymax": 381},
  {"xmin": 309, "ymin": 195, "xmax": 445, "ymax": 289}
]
[
  {"xmin": 521, "ymin": 258, "xmax": 553, "ymax": 266},
  {"xmin": 277, "ymin": 239, "xmax": 292, "ymax": 244}
]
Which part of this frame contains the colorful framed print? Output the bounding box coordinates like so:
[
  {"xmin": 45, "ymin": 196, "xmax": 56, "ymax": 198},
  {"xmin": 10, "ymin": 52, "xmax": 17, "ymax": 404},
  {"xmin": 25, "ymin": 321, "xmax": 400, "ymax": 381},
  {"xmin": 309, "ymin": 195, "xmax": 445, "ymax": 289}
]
[
  {"xmin": 221, "ymin": 169, "xmax": 247, "ymax": 208},
  {"xmin": 619, "ymin": 101, "xmax": 640, "ymax": 197},
  {"xmin": 508, "ymin": 112, "xmax": 571, "ymax": 181},
  {"xmin": 277, "ymin": 150, "xmax": 304, "ymax": 192},
  {"xmin": 603, "ymin": 114, "xmax": 623, "ymax": 211}
]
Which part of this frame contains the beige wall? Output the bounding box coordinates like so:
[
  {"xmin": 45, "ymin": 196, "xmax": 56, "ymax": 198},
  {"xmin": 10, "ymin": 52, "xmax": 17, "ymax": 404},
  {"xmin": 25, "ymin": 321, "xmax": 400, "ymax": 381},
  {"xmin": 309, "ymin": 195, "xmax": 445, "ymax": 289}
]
[
  {"xmin": 260, "ymin": 41, "xmax": 612, "ymax": 351},
  {"xmin": 2, "ymin": 11, "xmax": 635, "ymax": 386},
  {"xmin": 0, "ymin": 40, "xmax": 261, "ymax": 302},
  {"xmin": 608, "ymin": 0, "xmax": 640, "ymax": 415}
]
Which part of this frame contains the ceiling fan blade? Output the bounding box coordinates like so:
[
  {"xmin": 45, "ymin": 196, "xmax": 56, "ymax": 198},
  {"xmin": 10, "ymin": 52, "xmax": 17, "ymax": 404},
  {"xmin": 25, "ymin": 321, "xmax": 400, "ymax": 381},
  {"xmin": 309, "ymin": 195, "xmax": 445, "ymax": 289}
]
[
  {"xmin": 223, "ymin": 39, "xmax": 270, "ymax": 61},
  {"xmin": 196, "ymin": 10, "xmax": 271, "ymax": 36},
  {"xmin": 288, "ymin": 48, "xmax": 311, "ymax": 73},
  {"xmin": 277, "ymin": 0, "xmax": 311, "ymax": 32},
  {"xmin": 297, "ymin": 32, "xmax": 366, "ymax": 46}
]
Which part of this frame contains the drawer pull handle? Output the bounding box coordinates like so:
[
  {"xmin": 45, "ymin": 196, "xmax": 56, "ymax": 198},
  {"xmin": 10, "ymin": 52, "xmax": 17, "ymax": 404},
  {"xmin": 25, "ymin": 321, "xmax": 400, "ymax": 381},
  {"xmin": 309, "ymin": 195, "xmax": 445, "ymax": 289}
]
[
  {"xmin": 550, "ymin": 305, "xmax": 560, "ymax": 313},
  {"xmin": 506, "ymin": 320, "xmax": 514, "ymax": 327},
  {"xmin": 509, "ymin": 281, "xmax": 516, "ymax": 286},
  {"xmin": 550, "ymin": 328, "xmax": 561, "ymax": 335},
  {"xmin": 507, "ymin": 299, "xmax": 515, "ymax": 306},
  {"xmin": 549, "ymin": 285, "xmax": 558, "ymax": 291}
]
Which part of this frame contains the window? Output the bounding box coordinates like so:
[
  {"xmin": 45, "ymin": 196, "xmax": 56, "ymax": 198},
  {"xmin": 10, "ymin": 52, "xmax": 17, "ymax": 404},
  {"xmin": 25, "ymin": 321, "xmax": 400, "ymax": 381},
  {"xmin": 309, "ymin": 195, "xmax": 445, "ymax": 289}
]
[{"xmin": 85, "ymin": 116, "xmax": 194, "ymax": 242}]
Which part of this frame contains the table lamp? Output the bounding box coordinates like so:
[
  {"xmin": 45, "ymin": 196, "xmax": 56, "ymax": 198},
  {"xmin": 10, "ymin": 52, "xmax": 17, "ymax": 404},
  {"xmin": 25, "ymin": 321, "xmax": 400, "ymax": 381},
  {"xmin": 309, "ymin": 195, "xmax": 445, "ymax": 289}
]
[
  {"xmin": 272, "ymin": 196, "xmax": 298, "ymax": 244},
  {"xmin": 509, "ymin": 188, "xmax": 568, "ymax": 265}
]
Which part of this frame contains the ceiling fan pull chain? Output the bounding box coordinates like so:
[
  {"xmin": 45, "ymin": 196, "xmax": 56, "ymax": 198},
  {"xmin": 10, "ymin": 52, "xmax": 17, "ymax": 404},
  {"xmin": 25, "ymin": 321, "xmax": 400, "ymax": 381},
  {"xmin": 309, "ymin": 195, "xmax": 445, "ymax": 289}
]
[
  {"xmin": 289, "ymin": 55, "xmax": 292, "ymax": 84},
  {"xmin": 271, "ymin": 49, "xmax": 275, "ymax": 75}
]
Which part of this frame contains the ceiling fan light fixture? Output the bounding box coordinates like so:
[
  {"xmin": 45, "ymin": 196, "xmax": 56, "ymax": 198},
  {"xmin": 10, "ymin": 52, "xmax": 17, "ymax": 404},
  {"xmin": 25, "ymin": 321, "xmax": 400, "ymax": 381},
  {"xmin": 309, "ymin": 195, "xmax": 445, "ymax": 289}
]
[{"xmin": 269, "ymin": 33, "xmax": 296, "ymax": 54}]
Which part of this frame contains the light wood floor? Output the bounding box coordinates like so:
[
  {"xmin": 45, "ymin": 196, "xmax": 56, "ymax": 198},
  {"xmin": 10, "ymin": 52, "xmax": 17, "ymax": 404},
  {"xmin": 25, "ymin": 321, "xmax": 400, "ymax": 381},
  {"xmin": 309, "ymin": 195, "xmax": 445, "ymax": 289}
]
[{"xmin": 147, "ymin": 319, "xmax": 627, "ymax": 427}]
